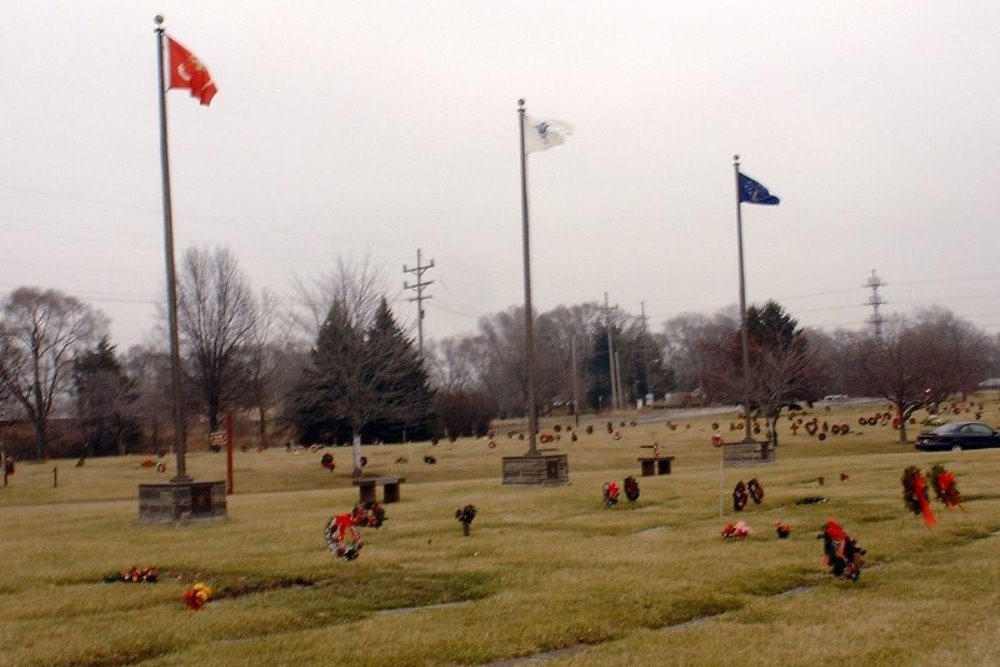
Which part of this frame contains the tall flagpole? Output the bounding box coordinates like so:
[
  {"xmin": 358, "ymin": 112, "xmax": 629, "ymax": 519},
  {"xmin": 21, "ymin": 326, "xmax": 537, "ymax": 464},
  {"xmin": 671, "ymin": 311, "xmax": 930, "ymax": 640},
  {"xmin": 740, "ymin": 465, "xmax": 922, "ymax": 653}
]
[
  {"xmin": 155, "ymin": 15, "xmax": 191, "ymax": 482},
  {"xmin": 733, "ymin": 154, "xmax": 754, "ymax": 442},
  {"xmin": 518, "ymin": 99, "xmax": 538, "ymax": 456}
]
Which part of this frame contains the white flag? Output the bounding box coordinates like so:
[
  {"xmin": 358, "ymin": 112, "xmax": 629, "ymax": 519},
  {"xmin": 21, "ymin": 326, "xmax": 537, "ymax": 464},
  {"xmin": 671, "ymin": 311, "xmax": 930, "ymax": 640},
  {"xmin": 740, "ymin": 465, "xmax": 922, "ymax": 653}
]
[{"xmin": 523, "ymin": 115, "xmax": 572, "ymax": 154}]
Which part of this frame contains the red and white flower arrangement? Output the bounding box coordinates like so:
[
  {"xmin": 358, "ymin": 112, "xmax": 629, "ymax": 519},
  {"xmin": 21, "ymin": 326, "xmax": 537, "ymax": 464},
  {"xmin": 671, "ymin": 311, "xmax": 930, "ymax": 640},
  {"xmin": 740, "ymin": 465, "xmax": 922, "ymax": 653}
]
[{"xmin": 721, "ymin": 521, "xmax": 752, "ymax": 539}]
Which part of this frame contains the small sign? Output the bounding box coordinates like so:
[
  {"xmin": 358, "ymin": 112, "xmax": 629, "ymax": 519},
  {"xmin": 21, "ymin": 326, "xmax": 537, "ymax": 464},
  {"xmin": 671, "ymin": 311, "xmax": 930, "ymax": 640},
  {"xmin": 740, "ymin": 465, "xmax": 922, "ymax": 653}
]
[{"xmin": 209, "ymin": 431, "xmax": 228, "ymax": 447}]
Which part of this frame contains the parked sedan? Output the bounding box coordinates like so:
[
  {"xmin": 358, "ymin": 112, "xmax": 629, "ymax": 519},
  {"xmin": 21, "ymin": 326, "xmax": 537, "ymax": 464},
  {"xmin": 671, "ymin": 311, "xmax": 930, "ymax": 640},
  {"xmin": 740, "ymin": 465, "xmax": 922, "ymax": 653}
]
[{"xmin": 915, "ymin": 422, "xmax": 1000, "ymax": 451}]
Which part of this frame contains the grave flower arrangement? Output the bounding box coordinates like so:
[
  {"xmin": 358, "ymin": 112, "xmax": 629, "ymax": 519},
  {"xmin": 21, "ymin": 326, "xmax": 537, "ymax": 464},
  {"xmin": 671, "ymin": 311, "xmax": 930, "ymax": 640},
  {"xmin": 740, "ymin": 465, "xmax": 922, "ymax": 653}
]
[
  {"xmin": 182, "ymin": 582, "xmax": 212, "ymax": 610},
  {"xmin": 106, "ymin": 566, "xmax": 159, "ymax": 583},
  {"xmin": 928, "ymin": 464, "xmax": 962, "ymax": 509},
  {"xmin": 732, "ymin": 481, "xmax": 749, "ymax": 512},
  {"xmin": 721, "ymin": 521, "xmax": 752, "ymax": 539},
  {"xmin": 818, "ymin": 519, "xmax": 865, "ymax": 581},
  {"xmin": 352, "ymin": 501, "xmax": 385, "ymax": 529},
  {"xmin": 623, "ymin": 476, "xmax": 640, "ymax": 502},
  {"xmin": 902, "ymin": 466, "xmax": 937, "ymax": 527},
  {"xmin": 774, "ymin": 522, "xmax": 791, "ymax": 539},
  {"xmin": 603, "ymin": 480, "xmax": 620, "ymax": 507},
  {"xmin": 325, "ymin": 513, "xmax": 363, "ymax": 561},
  {"xmin": 456, "ymin": 504, "xmax": 477, "ymax": 536}
]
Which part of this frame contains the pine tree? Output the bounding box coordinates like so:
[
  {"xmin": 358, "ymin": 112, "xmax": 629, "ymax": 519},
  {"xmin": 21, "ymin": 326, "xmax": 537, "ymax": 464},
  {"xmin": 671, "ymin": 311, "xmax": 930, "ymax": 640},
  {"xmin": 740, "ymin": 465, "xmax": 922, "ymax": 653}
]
[
  {"xmin": 293, "ymin": 298, "xmax": 434, "ymax": 475},
  {"xmin": 73, "ymin": 337, "xmax": 140, "ymax": 456}
]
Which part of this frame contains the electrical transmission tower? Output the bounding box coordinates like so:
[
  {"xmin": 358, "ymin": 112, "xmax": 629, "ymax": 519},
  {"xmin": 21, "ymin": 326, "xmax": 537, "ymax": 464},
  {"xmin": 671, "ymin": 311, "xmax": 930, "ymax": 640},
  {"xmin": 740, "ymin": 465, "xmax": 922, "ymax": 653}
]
[
  {"xmin": 403, "ymin": 248, "xmax": 434, "ymax": 356},
  {"xmin": 864, "ymin": 269, "xmax": 886, "ymax": 336}
]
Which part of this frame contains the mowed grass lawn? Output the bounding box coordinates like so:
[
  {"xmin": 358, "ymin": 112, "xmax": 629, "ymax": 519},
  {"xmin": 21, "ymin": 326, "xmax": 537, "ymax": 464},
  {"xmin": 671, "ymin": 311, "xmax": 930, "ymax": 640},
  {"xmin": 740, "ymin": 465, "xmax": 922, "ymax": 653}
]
[{"xmin": 1, "ymin": 399, "xmax": 999, "ymax": 666}]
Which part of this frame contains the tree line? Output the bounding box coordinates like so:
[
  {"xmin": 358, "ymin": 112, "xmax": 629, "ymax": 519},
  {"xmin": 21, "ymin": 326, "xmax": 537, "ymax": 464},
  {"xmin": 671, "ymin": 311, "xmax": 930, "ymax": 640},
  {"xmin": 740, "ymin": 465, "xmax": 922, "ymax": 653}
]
[{"xmin": 2, "ymin": 247, "xmax": 998, "ymax": 468}]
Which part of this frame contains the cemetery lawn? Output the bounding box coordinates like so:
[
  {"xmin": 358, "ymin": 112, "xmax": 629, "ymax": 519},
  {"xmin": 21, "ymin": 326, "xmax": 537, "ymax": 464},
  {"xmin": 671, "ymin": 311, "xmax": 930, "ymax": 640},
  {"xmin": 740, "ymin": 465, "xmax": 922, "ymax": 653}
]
[{"xmin": 1, "ymin": 400, "xmax": 999, "ymax": 666}]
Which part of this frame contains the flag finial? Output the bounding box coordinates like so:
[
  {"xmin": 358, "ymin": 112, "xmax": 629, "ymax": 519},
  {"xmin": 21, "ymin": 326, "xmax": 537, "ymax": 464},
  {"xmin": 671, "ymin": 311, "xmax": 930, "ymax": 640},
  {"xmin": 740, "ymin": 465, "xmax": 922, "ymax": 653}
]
[
  {"xmin": 154, "ymin": 14, "xmax": 164, "ymax": 25},
  {"xmin": 733, "ymin": 154, "xmax": 740, "ymax": 165}
]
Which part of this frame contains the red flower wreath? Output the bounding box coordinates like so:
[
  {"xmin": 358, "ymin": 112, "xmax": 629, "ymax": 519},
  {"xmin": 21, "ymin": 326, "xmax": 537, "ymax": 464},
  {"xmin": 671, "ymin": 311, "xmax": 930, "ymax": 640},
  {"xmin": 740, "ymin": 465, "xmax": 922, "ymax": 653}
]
[
  {"xmin": 928, "ymin": 463, "xmax": 962, "ymax": 509},
  {"xmin": 901, "ymin": 466, "xmax": 937, "ymax": 528},
  {"xmin": 819, "ymin": 519, "xmax": 866, "ymax": 581},
  {"xmin": 603, "ymin": 480, "xmax": 620, "ymax": 507},
  {"xmin": 732, "ymin": 481, "xmax": 748, "ymax": 512}
]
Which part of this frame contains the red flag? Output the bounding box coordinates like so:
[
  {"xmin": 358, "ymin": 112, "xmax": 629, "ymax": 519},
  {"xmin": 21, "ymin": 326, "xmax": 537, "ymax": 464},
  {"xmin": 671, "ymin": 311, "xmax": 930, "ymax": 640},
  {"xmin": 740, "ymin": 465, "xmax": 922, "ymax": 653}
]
[{"xmin": 167, "ymin": 37, "xmax": 217, "ymax": 106}]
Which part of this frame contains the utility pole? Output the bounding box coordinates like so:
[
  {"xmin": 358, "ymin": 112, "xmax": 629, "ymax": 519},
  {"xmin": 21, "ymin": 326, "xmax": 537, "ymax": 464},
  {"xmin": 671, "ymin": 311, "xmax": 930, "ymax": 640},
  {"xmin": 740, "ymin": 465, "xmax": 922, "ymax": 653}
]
[
  {"xmin": 570, "ymin": 336, "xmax": 581, "ymax": 427},
  {"xmin": 639, "ymin": 301, "xmax": 650, "ymax": 406},
  {"xmin": 604, "ymin": 292, "xmax": 618, "ymax": 411},
  {"xmin": 864, "ymin": 269, "xmax": 886, "ymax": 337},
  {"xmin": 615, "ymin": 350, "xmax": 625, "ymax": 410},
  {"xmin": 403, "ymin": 248, "xmax": 434, "ymax": 357}
]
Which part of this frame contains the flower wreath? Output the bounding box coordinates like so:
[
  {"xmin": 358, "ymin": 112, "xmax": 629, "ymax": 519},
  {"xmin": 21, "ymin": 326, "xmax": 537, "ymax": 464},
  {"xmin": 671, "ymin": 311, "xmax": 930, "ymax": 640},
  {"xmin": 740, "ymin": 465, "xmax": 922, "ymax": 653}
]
[
  {"xmin": 928, "ymin": 463, "xmax": 962, "ymax": 509},
  {"xmin": 320, "ymin": 453, "xmax": 335, "ymax": 471},
  {"xmin": 819, "ymin": 520, "xmax": 866, "ymax": 581},
  {"xmin": 603, "ymin": 480, "xmax": 620, "ymax": 508},
  {"xmin": 747, "ymin": 478, "xmax": 765, "ymax": 505},
  {"xmin": 732, "ymin": 481, "xmax": 748, "ymax": 512},
  {"xmin": 325, "ymin": 513, "xmax": 363, "ymax": 561},
  {"xmin": 901, "ymin": 466, "xmax": 937, "ymax": 527},
  {"xmin": 623, "ymin": 476, "xmax": 640, "ymax": 502}
]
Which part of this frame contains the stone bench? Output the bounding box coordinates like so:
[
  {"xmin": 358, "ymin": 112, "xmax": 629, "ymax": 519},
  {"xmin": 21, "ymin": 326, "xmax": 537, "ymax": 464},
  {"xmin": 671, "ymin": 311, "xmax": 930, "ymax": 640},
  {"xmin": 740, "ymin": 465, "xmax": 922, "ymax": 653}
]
[
  {"xmin": 351, "ymin": 476, "xmax": 406, "ymax": 504},
  {"xmin": 637, "ymin": 456, "xmax": 674, "ymax": 476}
]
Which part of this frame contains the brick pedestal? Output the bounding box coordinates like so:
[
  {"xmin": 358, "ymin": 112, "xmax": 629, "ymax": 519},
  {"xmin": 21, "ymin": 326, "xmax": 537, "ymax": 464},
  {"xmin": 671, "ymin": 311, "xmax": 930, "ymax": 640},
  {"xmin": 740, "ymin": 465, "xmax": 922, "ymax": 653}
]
[
  {"xmin": 501, "ymin": 453, "xmax": 569, "ymax": 485},
  {"xmin": 138, "ymin": 481, "xmax": 227, "ymax": 524}
]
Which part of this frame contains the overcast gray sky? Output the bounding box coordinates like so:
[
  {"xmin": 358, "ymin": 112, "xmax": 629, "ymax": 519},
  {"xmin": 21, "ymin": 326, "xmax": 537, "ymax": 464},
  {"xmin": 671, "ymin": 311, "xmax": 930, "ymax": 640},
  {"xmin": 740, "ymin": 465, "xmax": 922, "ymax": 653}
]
[{"xmin": 2, "ymin": 1, "xmax": 998, "ymax": 349}]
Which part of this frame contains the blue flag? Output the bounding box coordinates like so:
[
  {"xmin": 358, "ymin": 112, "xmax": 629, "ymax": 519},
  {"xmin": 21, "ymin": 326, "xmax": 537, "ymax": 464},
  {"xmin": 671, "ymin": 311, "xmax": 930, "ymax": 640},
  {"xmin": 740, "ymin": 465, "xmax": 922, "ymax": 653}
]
[{"xmin": 738, "ymin": 172, "xmax": 780, "ymax": 205}]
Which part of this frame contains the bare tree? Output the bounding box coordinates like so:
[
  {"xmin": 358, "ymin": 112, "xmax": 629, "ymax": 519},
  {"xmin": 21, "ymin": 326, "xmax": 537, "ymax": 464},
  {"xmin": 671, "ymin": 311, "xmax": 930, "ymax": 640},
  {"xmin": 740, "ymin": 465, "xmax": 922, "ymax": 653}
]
[
  {"xmin": 291, "ymin": 256, "xmax": 385, "ymax": 343},
  {"xmin": 850, "ymin": 316, "xmax": 953, "ymax": 444},
  {"xmin": 697, "ymin": 302, "xmax": 824, "ymax": 447},
  {"xmin": 428, "ymin": 335, "xmax": 483, "ymax": 392},
  {"xmin": 0, "ymin": 287, "xmax": 106, "ymax": 458},
  {"xmin": 662, "ymin": 309, "xmax": 739, "ymax": 397},
  {"xmin": 245, "ymin": 289, "xmax": 299, "ymax": 447},
  {"xmin": 125, "ymin": 344, "xmax": 173, "ymax": 453},
  {"xmin": 913, "ymin": 307, "xmax": 991, "ymax": 402},
  {"xmin": 177, "ymin": 246, "xmax": 258, "ymax": 432}
]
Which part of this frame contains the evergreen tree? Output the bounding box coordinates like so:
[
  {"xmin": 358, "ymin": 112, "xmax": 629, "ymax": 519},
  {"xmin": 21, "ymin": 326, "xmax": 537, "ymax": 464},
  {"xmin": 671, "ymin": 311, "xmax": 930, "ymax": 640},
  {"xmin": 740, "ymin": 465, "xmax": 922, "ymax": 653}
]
[
  {"xmin": 363, "ymin": 299, "xmax": 434, "ymax": 442},
  {"xmin": 293, "ymin": 298, "xmax": 434, "ymax": 474},
  {"xmin": 73, "ymin": 337, "xmax": 140, "ymax": 456}
]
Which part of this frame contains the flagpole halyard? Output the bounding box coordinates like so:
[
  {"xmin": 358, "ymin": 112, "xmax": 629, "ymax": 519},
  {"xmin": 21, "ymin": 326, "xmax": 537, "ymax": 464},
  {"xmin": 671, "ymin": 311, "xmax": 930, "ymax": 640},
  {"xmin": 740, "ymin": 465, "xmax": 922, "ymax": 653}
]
[{"xmin": 155, "ymin": 16, "xmax": 191, "ymax": 482}]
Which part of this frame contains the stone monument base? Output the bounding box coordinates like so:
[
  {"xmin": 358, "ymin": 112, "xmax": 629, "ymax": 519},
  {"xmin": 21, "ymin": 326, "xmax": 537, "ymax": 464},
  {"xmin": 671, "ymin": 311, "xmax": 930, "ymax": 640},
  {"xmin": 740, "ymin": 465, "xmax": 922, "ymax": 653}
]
[
  {"xmin": 501, "ymin": 453, "xmax": 569, "ymax": 485},
  {"xmin": 722, "ymin": 441, "xmax": 776, "ymax": 467},
  {"xmin": 138, "ymin": 481, "xmax": 227, "ymax": 525}
]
